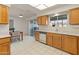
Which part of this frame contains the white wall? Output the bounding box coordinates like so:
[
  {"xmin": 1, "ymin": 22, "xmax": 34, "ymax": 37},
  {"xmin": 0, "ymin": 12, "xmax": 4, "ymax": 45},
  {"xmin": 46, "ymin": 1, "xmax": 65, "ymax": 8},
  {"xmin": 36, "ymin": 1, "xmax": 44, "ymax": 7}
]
[
  {"xmin": 25, "ymin": 17, "xmax": 37, "ymax": 35},
  {"xmin": 0, "ymin": 25, "xmax": 9, "ymax": 35},
  {"xmin": 13, "ymin": 17, "xmax": 27, "ymax": 35},
  {"xmin": 26, "ymin": 20, "xmax": 30, "ymax": 35}
]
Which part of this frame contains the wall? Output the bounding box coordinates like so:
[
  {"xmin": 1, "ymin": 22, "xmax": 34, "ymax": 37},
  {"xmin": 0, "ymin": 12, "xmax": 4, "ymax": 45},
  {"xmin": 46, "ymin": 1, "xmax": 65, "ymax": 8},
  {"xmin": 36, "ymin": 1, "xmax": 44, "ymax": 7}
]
[
  {"xmin": 9, "ymin": 19, "xmax": 14, "ymax": 28},
  {"xmin": 38, "ymin": 4, "xmax": 79, "ymax": 34},
  {"xmin": 9, "ymin": 16, "xmax": 37, "ymax": 36},
  {"xmin": 26, "ymin": 20, "xmax": 30, "ymax": 35},
  {"xmin": 26, "ymin": 17, "xmax": 37, "ymax": 35},
  {"xmin": 13, "ymin": 17, "xmax": 27, "ymax": 35},
  {"xmin": 0, "ymin": 25, "xmax": 9, "ymax": 35}
]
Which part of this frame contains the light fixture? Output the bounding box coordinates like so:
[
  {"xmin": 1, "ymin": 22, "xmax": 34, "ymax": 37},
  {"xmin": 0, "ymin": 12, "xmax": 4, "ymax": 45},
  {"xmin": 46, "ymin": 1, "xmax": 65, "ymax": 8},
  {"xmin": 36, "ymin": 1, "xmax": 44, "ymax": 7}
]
[
  {"xmin": 30, "ymin": 4, "xmax": 56, "ymax": 10},
  {"xmin": 54, "ymin": 14, "xmax": 59, "ymax": 16},
  {"xmin": 19, "ymin": 14, "xmax": 23, "ymax": 18}
]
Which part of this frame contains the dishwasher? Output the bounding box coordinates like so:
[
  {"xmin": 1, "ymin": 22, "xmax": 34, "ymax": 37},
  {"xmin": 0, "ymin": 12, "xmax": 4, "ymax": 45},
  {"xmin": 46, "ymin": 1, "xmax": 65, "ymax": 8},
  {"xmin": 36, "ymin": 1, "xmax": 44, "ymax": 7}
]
[{"xmin": 39, "ymin": 32, "xmax": 46, "ymax": 44}]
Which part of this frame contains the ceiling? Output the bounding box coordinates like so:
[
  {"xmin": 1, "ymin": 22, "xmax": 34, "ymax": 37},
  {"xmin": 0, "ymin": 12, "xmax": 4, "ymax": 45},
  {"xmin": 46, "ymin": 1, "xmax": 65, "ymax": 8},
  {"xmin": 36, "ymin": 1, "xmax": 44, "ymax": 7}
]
[
  {"xmin": 9, "ymin": 4, "xmax": 40, "ymax": 19},
  {"xmin": 9, "ymin": 4, "xmax": 63, "ymax": 19},
  {"xmin": 29, "ymin": 4, "xmax": 56, "ymax": 10}
]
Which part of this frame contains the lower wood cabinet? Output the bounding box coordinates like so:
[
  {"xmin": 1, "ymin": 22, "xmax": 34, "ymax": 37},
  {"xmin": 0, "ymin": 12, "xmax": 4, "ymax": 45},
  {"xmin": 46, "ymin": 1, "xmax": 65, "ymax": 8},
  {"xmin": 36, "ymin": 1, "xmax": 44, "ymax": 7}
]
[
  {"xmin": 52, "ymin": 34, "xmax": 62, "ymax": 49},
  {"xmin": 35, "ymin": 31, "xmax": 40, "ymax": 41},
  {"xmin": 35, "ymin": 31, "xmax": 79, "ymax": 55},
  {"xmin": 46, "ymin": 33, "xmax": 53, "ymax": 46},
  {"xmin": 0, "ymin": 37, "xmax": 10, "ymax": 55},
  {"xmin": 0, "ymin": 42, "xmax": 10, "ymax": 55},
  {"xmin": 62, "ymin": 35, "xmax": 78, "ymax": 54}
]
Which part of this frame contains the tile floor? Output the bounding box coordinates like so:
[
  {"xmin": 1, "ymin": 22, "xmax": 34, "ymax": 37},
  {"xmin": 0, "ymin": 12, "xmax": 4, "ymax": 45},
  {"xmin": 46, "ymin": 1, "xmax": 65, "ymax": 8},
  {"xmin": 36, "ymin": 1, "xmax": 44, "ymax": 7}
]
[{"xmin": 11, "ymin": 36, "xmax": 70, "ymax": 55}]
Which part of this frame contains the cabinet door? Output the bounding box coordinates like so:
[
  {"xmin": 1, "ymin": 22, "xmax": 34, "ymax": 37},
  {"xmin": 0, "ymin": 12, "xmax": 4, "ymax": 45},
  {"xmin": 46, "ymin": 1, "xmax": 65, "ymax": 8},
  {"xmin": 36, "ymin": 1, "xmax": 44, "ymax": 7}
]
[
  {"xmin": 42, "ymin": 16, "xmax": 48, "ymax": 25},
  {"xmin": 53, "ymin": 34, "xmax": 62, "ymax": 49},
  {"xmin": 37, "ymin": 17, "xmax": 42, "ymax": 25},
  {"xmin": 0, "ymin": 42, "xmax": 10, "ymax": 55},
  {"xmin": 1, "ymin": 5, "xmax": 8, "ymax": 24},
  {"xmin": 69, "ymin": 8, "xmax": 79, "ymax": 25},
  {"xmin": 46, "ymin": 33, "xmax": 53, "ymax": 46},
  {"xmin": 62, "ymin": 35, "xmax": 77, "ymax": 54},
  {"xmin": 0, "ymin": 6, "xmax": 2, "ymax": 22},
  {"xmin": 0, "ymin": 5, "xmax": 8, "ymax": 24},
  {"xmin": 35, "ymin": 31, "xmax": 40, "ymax": 41}
]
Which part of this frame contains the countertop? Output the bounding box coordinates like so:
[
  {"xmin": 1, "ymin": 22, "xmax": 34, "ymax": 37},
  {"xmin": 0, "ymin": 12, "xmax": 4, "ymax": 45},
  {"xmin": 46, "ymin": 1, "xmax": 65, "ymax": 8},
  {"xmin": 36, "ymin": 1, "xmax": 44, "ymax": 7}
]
[
  {"xmin": 36, "ymin": 30, "xmax": 79, "ymax": 36},
  {"xmin": 0, "ymin": 34, "xmax": 11, "ymax": 39}
]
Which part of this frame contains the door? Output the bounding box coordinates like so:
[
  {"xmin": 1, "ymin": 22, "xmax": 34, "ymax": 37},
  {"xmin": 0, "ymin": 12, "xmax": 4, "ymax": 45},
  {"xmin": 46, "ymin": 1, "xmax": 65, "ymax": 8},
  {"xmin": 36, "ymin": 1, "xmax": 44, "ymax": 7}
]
[
  {"xmin": 53, "ymin": 33, "xmax": 62, "ymax": 49},
  {"xmin": 62, "ymin": 35, "xmax": 77, "ymax": 54}
]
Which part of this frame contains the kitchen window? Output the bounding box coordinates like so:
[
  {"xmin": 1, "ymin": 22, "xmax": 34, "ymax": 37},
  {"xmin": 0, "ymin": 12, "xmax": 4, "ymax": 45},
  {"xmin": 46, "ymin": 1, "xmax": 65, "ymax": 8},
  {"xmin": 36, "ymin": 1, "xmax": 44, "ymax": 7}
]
[{"xmin": 50, "ymin": 14, "xmax": 68, "ymax": 27}]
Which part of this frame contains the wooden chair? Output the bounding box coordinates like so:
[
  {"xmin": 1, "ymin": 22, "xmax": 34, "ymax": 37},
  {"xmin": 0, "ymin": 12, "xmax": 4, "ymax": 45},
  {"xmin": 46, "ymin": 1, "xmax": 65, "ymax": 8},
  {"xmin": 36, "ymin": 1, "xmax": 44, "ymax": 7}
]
[{"xmin": 10, "ymin": 31, "xmax": 23, "ymax": 42}]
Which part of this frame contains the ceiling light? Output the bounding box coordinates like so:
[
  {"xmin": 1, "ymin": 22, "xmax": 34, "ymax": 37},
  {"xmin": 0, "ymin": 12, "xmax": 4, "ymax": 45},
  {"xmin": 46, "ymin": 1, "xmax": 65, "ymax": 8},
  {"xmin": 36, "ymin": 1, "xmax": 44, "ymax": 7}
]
[
  {"xmin": 30, "ymin": 4, "xmax": 56, "ymax": 10},
  {"xmin": 36, "ymin": 4, "xmax": 47, "ymax": 10},
  {"xmin": 54, "ymin": 14, "xmax": 59, "ymax": 16},
  {"xmin": 19, "ymin": 14, "xmax": 23, "ymax": 18}
]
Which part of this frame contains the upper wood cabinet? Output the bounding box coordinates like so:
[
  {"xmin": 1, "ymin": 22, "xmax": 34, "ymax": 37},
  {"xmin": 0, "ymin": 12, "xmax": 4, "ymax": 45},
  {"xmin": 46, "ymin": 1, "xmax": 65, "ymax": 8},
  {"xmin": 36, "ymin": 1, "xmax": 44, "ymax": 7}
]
[
  {"xmin": 42, "ymin": 16, "xmax": 48, "ymax": 25},
  {"xmin": 52, "ymin": 33, "xmax": 62, "ymax": 49},
  {"xmin": 37, "ymin": 16, "xmax": 42, "ymax": 25},
  {"xmin": 35, "ymin": 31, "xmax": 40, "ymax": 41},
  {"xmin": 37, "ymin": 15, "xmax": 48, "ymax": 25},
  {"xmin": 69, "ymin": 8, "xmax": 79, "ymax": 25},
  {"xmin": 62, "ymin": 35, "xmax": 77, "ymax": 54},
  {"xmin": 0, "ymin": 4, "xmax": 9, "ymax": 24}
]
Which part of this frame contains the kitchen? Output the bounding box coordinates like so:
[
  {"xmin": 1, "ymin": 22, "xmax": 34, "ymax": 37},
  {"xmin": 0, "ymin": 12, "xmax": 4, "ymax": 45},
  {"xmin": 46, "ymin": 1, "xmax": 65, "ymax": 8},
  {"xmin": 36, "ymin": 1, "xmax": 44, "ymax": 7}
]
[
  {"xmin": 0, "ymin": 4, "xmax": 79, "ymax": 55},
  {"xmin": 35, "ymin": 5, "xmax": 79, "ymax": 55}
]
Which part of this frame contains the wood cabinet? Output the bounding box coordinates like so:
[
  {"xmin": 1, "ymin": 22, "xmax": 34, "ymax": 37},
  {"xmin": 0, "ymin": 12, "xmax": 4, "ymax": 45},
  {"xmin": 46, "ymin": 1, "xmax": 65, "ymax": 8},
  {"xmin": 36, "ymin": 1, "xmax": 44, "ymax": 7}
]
[
  {"xmin": 0, "ymin": 4, "xmax": 9, "ymax": 24},
  {"xmin": 37, "ymin": 15, "xmax": 48, "ymax": 25},
  {"xmin": 46, "ymin": 32, "xmax": 53, "ymax": 46},
  {"xmin": 37, "ymin": 16, "xmax": 42, "ymax": 25},
  {"xmin": 62, "ymin": 35, "xmax": 77, "ymax": 54},
  {"xmin": 0, "ymin": 37, "xmax": 10, "ymax": 55},
  {"xmin": 42, "ymin": 16, "xmax": 48, "ymax": 25},
  {"xmin": 52, "ymin": 33, "xmax": 62, "ymax": 49},
  {"xmin": 35, "ymin": 31, "xmax": 40, "ymax": 41},
  {"xmin": 35, "ymin": 31, "xmax": 79, "ymax": 54},
  {"xmin": 69, "ymin": 8, "xmax": 79, "ymax": 25}
]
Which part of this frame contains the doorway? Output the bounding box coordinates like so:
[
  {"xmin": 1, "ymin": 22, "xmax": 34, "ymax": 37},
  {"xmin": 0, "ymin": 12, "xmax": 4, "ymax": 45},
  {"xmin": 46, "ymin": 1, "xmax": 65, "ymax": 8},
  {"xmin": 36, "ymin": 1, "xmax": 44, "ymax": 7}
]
[{"xmin": 30, "ymin": 19, "xmax": 39, "ymax": 36}]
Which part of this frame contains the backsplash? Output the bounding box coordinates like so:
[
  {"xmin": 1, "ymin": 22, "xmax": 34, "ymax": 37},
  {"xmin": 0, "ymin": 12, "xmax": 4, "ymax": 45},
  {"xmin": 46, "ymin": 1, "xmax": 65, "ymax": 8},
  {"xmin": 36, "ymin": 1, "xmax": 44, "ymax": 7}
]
[
  {"xmin": 0, "ymin": 25, "xmax": 9, "ymax": 35},
  {"xmin": 39, "ymin": 24, "xmax": 79, "ymax": 34}
]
